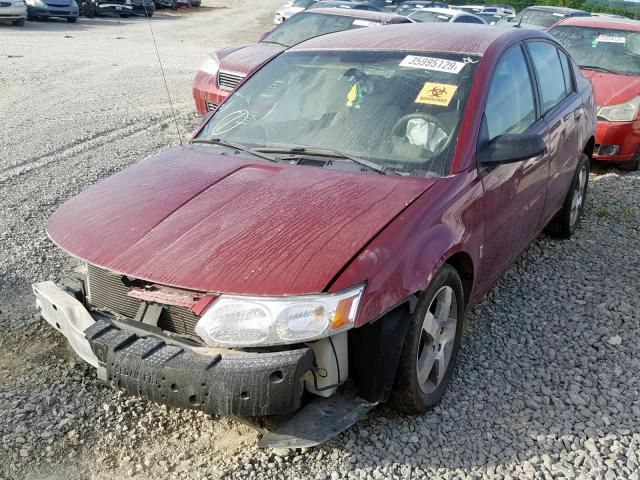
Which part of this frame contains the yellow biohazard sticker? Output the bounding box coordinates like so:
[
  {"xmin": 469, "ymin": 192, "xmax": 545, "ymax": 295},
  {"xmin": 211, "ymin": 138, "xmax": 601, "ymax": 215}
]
[{"xmin": 415, "ymin": 82, "xmax": 458, "ymax": 107}]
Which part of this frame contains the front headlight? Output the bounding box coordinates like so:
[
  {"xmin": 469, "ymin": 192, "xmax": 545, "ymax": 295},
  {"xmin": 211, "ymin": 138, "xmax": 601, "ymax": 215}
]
[
  {"xmin": 598, "ymin": 96, "xmax": 640, "ymax": 122},
  {"xmin": 199, "ymin": 56, "xmax": 220, "ymax": 76},
  {"xmin": 194, "ymin": 284, "xmax": 365, "ymax": 347},
  {"xmin": 26, "ymin": 0, "xmax": 46, "ymax": 7}
]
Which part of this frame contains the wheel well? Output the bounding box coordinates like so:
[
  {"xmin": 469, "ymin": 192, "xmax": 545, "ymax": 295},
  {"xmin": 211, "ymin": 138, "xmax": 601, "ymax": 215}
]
[
  {"xmin": 583, "ymin": 136, "xmax": 595, "ymax": 160},
  {"xmin": 445, "ymin": 252, "xmax": 474, "ymax": 307}
]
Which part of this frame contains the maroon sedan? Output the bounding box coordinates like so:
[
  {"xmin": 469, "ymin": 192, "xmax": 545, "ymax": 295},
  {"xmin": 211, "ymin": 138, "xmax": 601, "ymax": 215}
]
[
  {"xmin": 192, "ymin": 8, "xmax": 409, "ymax": 115},
  {"xmin": 35, "ymin": 23, "xmax": 595, "ymax": 447}
]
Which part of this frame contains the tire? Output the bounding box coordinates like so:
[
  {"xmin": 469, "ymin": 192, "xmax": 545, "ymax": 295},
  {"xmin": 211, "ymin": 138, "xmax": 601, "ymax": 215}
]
[
  {"xmin": 85, "ymin": 4, "xmax": 95, "ymax": 17},
  {"xmin": 27, "ymin": 14, "xmax": 37, "ymax": 20},
  {"xmin": 390, "ymin": 264, "xmax": 465, "ymax": 414},
  {"xmin": 618, "ymin": 150, "xmax": 640, "ymax": 172},
  {"xmin": 547, "ymin": 153, "xmax": 589, "ymax": 239},
  {"xmin": 170, "ymin": 0, "xmax": 177, "ymax": 9},
  {"xmin": 119, "ymin": 13, "xmax": 130, "ymax": 17},
  {"xmin": 12, "ymin": 18, "xmax": 26, "ymax": 25},
  {"xmin": 67, "ymin": 16, "xmax": 77, "ymax": 22}
]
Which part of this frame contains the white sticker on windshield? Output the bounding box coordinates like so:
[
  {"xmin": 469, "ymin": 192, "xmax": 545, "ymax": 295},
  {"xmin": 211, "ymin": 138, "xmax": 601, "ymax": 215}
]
[
  {"xmin": 352, "ymin": 19, "xmax": 378, "ymax": 27},
  {"xmin": 399, "ymin": 55, "xmax": 466, "ymax": 74},
  {"xmin": 552, "ymin": 12, "xmax": 566, "ymax": 17},
  {"xmin": 596, "ymin": 34, "xmax": 626, "ymax": 44}
]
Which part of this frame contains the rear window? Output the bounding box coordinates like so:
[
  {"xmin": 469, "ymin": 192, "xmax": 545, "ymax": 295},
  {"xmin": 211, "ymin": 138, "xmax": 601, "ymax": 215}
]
[
  {"xmin": 410, "ymin": 10, "xmax": 452, "ymax": 22},
  {"xmin": 262, "ymin": 12, "xmax": 380, "ymax": 48},
  {"xmin": 549, "ymin": 25, "xmax": 640, "ymax": 76},
  {"xmin": 513, "ymin": 9, "xmax": 567, "ymax": 28}
]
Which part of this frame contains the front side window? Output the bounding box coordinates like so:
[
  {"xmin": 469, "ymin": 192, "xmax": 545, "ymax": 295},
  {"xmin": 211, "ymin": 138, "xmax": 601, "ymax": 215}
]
[
  {"xmin": 198, "ymin": 50, "xmax": 480, "ymax": 177},
  {"xmin": 262, "ymin": 12, "xmax": 377, "ymax": 48},
  {"xmin": 483, "ymin": 45, "xmax": 536, "ymax": 141},
  {"xmin": 527, "ymin": 41, "xmax": 568, "ymax": 114},
  {"xmin": 549, "ymin": 25, "xmax": 640, "ymax": 76}
]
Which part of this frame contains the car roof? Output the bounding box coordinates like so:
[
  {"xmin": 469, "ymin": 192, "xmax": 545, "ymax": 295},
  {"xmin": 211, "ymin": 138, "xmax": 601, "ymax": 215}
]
[
  {"xmin": 522, "ymin": 5, "xmax": 586, "ymax": 14},
  {"xmin": 555, "ymin": 15, "xmax": 640, "ymax": 31},
  {"xmin": 308, "ymin": 7, "xmax": 405, "ymax": 21},
  {"xmin": 290, "ymin": 21, "xmax": 544, "ymax": 55}
]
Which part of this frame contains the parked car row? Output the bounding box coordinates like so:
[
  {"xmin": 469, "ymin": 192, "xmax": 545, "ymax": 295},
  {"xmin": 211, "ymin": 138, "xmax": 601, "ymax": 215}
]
[{"xmin": 0, "ymin": 0, "xmax": 197, "ymax": 24}]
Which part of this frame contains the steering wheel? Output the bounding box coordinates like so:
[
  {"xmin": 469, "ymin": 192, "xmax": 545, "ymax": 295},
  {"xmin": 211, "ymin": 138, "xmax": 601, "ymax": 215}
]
[
  {"xmin": 209, "ymin": 94, "xmax": 268, "ymax": 145},
  {"xmin": 391, "ymin": 112, "xmax": 452, "ymax": 156}
]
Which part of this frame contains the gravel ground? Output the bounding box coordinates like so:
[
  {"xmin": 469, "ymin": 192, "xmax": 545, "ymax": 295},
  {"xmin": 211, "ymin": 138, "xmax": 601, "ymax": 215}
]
[{"xmin": 1, "ymin": 4, "xmax": 640, "ymax": 479}]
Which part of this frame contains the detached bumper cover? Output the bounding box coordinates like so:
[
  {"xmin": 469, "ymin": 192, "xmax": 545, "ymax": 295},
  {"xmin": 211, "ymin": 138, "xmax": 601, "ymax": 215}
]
[{"xmin": 33, "ymin": 281, "xmax": 315, "ymax": 416}]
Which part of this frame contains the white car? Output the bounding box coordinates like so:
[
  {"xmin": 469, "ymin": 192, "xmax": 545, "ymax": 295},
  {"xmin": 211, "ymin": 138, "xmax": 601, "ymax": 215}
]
[
  {"xmin": 0, "ymin": 0, "xmax": 27, "ymax": 25},
  {"xmin": 274, "ymin": 0, "xmax": 316, "ymax": 24},
  {"xmin": 480, "ymin": 6, "xmax": 514, "ymax": 17},
  {"xmin": 408, "ymin": 6, "xmax": 485, "ymax": 23}
]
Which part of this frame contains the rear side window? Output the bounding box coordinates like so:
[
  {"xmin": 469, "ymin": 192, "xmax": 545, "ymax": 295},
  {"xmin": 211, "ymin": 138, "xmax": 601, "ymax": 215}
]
[
  {"xmin": 558, "ymin": 49, "xmax": 574, "ymax": 96},
  {"xmin": 527, "ymin": 41, "xmax": 568, "ymax": 114},
  {"xmin": 483, "ymin": 45, "xmax": 537, "ymax": 141}
]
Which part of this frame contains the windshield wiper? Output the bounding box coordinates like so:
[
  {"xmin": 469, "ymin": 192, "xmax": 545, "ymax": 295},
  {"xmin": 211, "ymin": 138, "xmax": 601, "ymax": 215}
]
[
  {"xmin": 254, "ymin": 146, "xmax": 401, "ymax": 176},
  {"xmin": 580, "ymin": 65, "xmax": 620, "ymax": 75},
  {"xmin": 260, "ymin": 40, "xmax": 291, "ymax": 48},
  {"xmin": 190, "ymin": 138, "xmax": 278, "ymax": 163}
]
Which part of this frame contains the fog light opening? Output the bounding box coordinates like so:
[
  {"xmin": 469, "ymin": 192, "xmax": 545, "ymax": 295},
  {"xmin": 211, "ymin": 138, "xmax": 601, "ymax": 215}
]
[{"xmin": 269, "ymin": 370, "xmax": 285, "ymax": 384}]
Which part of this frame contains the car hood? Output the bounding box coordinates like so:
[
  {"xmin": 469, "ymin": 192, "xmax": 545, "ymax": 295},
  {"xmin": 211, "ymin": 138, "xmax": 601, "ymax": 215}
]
[
  {"xmin": 581, "ymin": 70, "xmax": 640, "ymax": 107},
  {"xmin": 47, "ymin": 147, "xmax": 436, "ymax": 296},
  {"xmin": 218, "ymin": 43, "xmax": 286, "ymax": 76}
]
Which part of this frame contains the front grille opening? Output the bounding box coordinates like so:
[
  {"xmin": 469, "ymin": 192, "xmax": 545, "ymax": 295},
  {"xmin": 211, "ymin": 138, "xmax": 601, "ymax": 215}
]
[
  {"xmin": 86, "ymin": 264, "xmax": 201, "ymax": 338},
  {"xmin": 218, "ymin": 71, "xmax": 245, "ymax": 90}
]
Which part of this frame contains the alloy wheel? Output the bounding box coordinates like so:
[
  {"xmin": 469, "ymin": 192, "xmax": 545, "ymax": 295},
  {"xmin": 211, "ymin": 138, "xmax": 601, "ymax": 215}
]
[
  {"xmin": 416, "ymin": 286, "xmax": 458, "ymax": 395},
  {"xmin": 570, "ymin": 165, "xmax": 587, "ymax": 228}
]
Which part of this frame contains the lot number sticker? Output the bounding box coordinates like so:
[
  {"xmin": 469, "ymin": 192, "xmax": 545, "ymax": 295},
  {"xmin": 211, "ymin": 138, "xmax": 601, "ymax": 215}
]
[
  {"xmin": 415, "ymin": 82, "xmax": 458, "ymax": 106},
  {"xmin": 596, "ymin": 34, "xmax": 626, "ymax": 44},
  {"xmin": 400, "ymin": 55, "xmax": 466, "ymax": 74}
]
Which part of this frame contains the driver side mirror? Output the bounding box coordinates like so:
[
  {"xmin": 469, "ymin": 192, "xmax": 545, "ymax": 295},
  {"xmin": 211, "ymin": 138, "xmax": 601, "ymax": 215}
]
[{"xmin": 479, "ymin": 133, "xmax": 546, "ymax": 165}]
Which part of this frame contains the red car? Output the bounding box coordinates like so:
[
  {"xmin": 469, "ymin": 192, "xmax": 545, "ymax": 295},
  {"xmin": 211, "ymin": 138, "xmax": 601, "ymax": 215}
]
[
  {"xmin": 550, "ymin": 17, "xmax": 640, "ymax": 171},
  {"xmin": 192, "ymin": 8, "xmax": 409, "ymax": 115},
  {"xmin": 35, "ymin": 24, "xmax": 595, "ymax": 447}
]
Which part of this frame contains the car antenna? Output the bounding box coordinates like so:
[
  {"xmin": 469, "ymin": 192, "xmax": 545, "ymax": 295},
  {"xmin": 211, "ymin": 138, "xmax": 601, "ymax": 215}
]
[
  {"xmin": 515, "ymin": 15, "xmax": 522, "ymax": 27},
  {"xmin": 140, "ymin": 1, "xmax": 185, "ymax": 149}
]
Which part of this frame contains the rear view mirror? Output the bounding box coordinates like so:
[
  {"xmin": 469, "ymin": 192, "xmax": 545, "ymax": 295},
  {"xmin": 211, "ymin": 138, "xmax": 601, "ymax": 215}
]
[{"xmin": 479, "ymin": 133, "xmax": 546, "ymax": 165}]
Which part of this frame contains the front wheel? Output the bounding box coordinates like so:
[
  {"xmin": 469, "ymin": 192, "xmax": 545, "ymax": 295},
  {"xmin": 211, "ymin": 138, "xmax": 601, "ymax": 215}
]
[
  {"xmin": 67, "ymin": 16, "xmax": 77, "ymax": 22},
  {"xmin": 119, "ymin": 13, "xmax": 130, "ymax": 17},
  {"xmin": 12, "ymin": 17, "xmax": 26, "ymax": 25},
  {"xmin": 547, "ymin": 153, "xmax": 589, "ymax": 239},
  {"xmin": 390, "ymin": 264, "xmax": 465, "ymax": 414}
]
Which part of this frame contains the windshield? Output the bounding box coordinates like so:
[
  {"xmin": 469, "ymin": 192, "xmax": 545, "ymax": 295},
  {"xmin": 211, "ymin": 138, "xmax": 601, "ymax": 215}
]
[
  {"xmin": 409, "ymin": 10, "xmax": 452, "ymax": 22},
  {"xmin": 197, "ymin": 50, "xmax": 479, "ymax": 177},
  {"xmin": 550, "ymin": 25, "xmax": 640, "ymax": 76},
  {"xmin": 510, "ymin": 9, "xmax": 567, "ymax": 28},
  {"xmin": 262, "ymin": 12, "xmax": 379, "ymax": 47}
]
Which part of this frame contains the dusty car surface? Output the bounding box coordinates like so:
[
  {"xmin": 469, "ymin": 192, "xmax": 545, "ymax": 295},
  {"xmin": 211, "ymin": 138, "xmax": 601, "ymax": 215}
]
[
  {"xmin": 35, "ymin": 23, "xmax": 595, "ymax": 447},
  {"xmin": 0, "ymin": 0, "xmax": 27, "ymax": 25},
  {"xmin": 192, "ymin": 7, "xmax": 409, "ymax": 115},
  {"xmin": 550, "ymin": 16, "xmax": 640, "ymax": 171}
]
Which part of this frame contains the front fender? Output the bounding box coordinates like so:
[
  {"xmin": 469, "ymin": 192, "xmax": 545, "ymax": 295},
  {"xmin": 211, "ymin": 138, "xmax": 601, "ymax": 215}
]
[{"xmin": 328, "ymin": 167, "xmax": 484, "ymax": 328}]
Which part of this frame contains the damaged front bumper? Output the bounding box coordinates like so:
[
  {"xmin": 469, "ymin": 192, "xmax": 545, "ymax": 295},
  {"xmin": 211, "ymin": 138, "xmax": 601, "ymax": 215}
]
[{"xmin": 33, "ymin": 281, "xmax": 314, "ymax": 416}]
